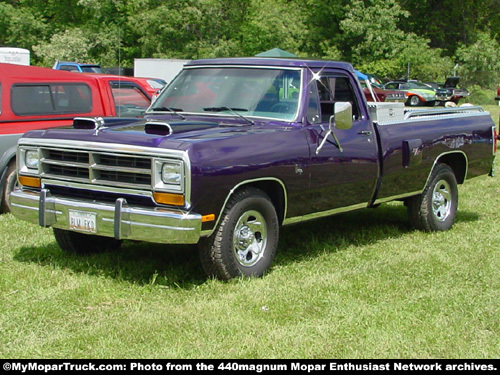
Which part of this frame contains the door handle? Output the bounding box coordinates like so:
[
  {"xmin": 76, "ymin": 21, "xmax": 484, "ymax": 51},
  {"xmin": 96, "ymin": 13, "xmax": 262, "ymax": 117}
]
[{"xmin": 358, "ymin": 130, "xmax": 372, "ymax": 136}]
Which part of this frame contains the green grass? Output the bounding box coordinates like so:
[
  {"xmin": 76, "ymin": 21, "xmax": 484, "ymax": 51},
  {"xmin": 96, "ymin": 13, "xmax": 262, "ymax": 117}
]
[{"xmin": 1, "ymin": 114, "xmax": 499, "ymax": 359}]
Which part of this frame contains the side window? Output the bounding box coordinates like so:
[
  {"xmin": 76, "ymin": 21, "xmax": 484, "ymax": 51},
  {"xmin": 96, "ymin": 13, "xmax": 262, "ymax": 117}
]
[
  {"xmin": 52, "ymin": 84, "xmax": 92, "ymax": 113},
  {"xmin": 306, "ymin": 80, "xmax": 320, "ymax": 124},
  {"xmin": 12, "ymin": 85, "xmax": 53, "ymax": 115},
  {"xmin": 11, "ymin": 84, "xmax": 92, "ymax": 115},
  {"xmin": 110, "ymin": 82, "xmax": 151, "ymax": 117},
  {"xmin": 315, "ymin": 75, "xmax": 361, "ymax": 122}
]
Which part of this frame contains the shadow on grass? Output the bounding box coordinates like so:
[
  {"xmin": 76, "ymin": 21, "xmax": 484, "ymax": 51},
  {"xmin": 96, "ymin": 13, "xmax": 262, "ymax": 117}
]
[
  {"xmin": 14, "ymin": 240, "xmax": 206, "ymax": 289},
  {"xmin": 13, "ymin": 203, "xmax": 480, "ymax": 287},
  {"xmin": 275, "ymin": 203, "xmax": 480, "ymax": 265}
]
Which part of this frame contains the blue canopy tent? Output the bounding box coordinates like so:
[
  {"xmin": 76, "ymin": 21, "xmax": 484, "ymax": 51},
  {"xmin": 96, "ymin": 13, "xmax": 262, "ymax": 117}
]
[{"xmin": 354, "ymin": 69, "xmax": 368, "ymax": 81}]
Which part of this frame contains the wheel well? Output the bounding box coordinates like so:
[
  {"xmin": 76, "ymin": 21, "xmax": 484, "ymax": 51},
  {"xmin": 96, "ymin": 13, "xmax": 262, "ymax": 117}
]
[
  {"xmin": 435, "ymin": 153, "xmax": 467, "ymax": 184},
  {"xmin": 234, "ymin": 180, "xmax": 286, "ymax": 225}
]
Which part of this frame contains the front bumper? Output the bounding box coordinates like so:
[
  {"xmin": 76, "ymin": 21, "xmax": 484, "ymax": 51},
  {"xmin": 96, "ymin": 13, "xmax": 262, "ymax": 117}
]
[{"xmin": 10, "ymin": 188, "xmax": 202, "ymax": 244}]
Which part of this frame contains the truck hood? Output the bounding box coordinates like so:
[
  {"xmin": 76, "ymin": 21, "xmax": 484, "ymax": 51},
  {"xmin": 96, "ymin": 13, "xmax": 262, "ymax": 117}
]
[{"xmin": 22, "ymin": 116, "xmax": 290, "ymax": 151}]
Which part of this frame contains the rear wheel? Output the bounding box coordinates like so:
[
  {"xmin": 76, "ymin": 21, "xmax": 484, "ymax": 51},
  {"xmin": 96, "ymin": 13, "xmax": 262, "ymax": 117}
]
[
  {"xmin": 198, "ymin": 187, "xmax": 279, "ymax": 280},
  {"xmin": 407, "ymin": 164, "xmax": 458, "ymax": 231},
  {"xmin": 53, "ymin": 228, "xmax": 122, "ymax": 255}
]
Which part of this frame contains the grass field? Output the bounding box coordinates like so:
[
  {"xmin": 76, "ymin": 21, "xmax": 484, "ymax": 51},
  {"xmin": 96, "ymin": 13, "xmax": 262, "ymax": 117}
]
[{"xmin": 0, "ymin": 108, "xmax": 498, "ymax": 359}]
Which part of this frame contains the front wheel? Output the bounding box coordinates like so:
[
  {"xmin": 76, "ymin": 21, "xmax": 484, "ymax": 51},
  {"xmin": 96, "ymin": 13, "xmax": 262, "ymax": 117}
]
[
  {"xmin": 53, "ymin": 228, "xmax": 122, "ymax": 255},
  {"xmin": 408, "ymin": 95, "xmax": 422, "ymax": 106},
  {"xmin": 407, "ymin": 164, "xmax": 458, "ymax": 231},
  {"xmin": 198, "ymin": 187, "xmax": 279, "ymax": 280},
  {"xmin": 1, "ymin": 161, "xmax": 17, "ymax": 213}
]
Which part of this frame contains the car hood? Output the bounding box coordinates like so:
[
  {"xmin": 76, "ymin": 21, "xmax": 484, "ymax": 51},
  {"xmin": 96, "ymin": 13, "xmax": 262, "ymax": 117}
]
[{"xmin": 444, "ymin": 76, "xmax": 460, "ymax": 88}]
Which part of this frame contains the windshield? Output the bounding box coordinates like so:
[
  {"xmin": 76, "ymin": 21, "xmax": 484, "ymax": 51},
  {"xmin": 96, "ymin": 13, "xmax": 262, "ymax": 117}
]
[
  {"xmin": 148, "ymin": 67, "xmax": 301, "ymax": 121},
  {"xmin": 80, "ymin": 66, "xmax": 105, "ymax": 74}
]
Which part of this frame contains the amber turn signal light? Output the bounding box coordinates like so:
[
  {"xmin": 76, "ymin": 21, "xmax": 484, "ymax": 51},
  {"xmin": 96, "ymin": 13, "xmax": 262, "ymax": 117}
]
[
  {"xmin": 153, "ymin": 192, "xmax": 185, "ymax": 206},
  {"xmin": 18, "ymin": 175, "xmax": 41, "ymax": 188}
]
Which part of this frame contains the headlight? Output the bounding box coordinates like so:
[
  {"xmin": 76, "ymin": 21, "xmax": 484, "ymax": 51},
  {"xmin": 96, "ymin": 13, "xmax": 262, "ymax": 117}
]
[
  {"xmin": 154, "ymin": 159, "xmax": 185, "ymax": 193},
  {"xmin": 25, "ymin": 150, "xmax": 39, "ymax": 170},
  {"xmin": 161, "ymin": 162, "xmax": 182, "ymax": 185}
]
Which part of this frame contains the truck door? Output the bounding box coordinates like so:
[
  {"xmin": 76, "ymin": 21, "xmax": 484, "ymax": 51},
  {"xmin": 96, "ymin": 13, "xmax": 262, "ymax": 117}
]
[{"xmin": 303, "ymin": 69, "xmax": 379, "ymax": 213}]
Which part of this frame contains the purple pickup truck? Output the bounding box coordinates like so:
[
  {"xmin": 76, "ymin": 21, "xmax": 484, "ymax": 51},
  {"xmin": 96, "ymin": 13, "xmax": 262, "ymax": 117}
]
[{"xmin": 10, "ymin": 58, "xmax": 497, "ymax": 279}]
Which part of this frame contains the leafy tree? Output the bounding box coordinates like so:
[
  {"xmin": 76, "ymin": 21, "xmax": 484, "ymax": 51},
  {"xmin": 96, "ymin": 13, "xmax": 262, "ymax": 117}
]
[
  {"xmin": 455, "ymin": 31, "xmax": 500, "ymax": 88},
  {"xmin": 239, "ymin": 0, "xmax": 305, "ymax": 56},
  {"xmin": 339, "ymin": 0, "xmax": 452, "ymax": 81},
  {"xmin": 32, "ymin": 28, "xmax": 95, "ymax": 66},
  {"xmin": 0, "ymin": 2, "xmax": 47, "ymax": 53}
]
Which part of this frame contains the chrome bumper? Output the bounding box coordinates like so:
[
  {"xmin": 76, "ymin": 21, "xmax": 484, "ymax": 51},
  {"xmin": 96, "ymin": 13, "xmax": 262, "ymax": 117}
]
[{"xmin": 10, "ymin": 188, "xmax": 202, "ymax": 244}]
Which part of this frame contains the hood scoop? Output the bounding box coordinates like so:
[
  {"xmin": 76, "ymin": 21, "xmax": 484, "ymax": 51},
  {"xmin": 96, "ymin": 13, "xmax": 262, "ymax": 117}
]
[
  {"xmin": 73, "ymin": 117, "xmax": 105, "ymax": 130},
  {"xmin": 73, "ymin": 117, "xmax": 141, "ymax": 130},
  {"xmin": 144, "ymin": 121, "xmax": 218, "ymax": 136}
]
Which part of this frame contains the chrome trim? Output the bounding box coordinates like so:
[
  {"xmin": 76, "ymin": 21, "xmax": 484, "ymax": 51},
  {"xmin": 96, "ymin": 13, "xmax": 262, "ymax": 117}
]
[
  {"xmin": 376, "ymin": 107, "xmax": 487, "ymax": 126},
  {"xmin": 10, "ymin": 188, "xmax": 202, "ymax": 244},
  {"xmin": 283, "ymin": 202, "xmax": 369, "ymax": 225},
  {"xmin": 17, "ymin": 138, "xmax": 188, "ymax": 159},
  {"xmin": 404, "ymin": 106, "xmax": 484, "ymax": 119},
  {"xmin": 428, "ymin": 151, "xmax": 468, "ymax": 185},
  {"xmin": 40, "ymin": 179, "xmax": 156, "ymax": 199},
  {"xmin": 17, "ymin": 138, "xmax": 192, "ymax": 208},
  {"xmin": 372, "ymin": 191, "xmax": 422, "ymax": 205},
  {"xmin": 201, "ymin": 177, "xmax": 288, "ymax": 238}
]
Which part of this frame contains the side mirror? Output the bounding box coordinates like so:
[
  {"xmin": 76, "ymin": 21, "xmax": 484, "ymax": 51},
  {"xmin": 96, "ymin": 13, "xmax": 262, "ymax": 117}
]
[
  {"xmin": 333, "ymin": 101, "xmax": 353, "ymax": 130},
  {"xmin": 317, "ymin": 101, "xmax": 353, "ymax": 155}
]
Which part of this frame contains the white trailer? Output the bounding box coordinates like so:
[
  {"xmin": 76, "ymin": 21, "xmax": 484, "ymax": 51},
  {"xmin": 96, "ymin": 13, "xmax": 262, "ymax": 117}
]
[
  {"xmin": 134, "ymin": 58, "xmax": 190, "ymax": 84},
  {"xmin": 0, "ymin": 47, "xmax": 30, "ymax": 66}
]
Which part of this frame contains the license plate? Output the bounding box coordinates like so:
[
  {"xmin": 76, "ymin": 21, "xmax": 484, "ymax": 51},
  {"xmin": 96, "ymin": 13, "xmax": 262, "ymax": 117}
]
[{"xmin": 68, "ymin": 210, "xmax": 97, "ymax": 233}]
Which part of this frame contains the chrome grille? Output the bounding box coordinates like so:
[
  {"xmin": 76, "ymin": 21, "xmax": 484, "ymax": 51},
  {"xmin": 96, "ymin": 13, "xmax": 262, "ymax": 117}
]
[{"xmin": 40, "ymin": 147, "xmax": 152, "ymax": 189}]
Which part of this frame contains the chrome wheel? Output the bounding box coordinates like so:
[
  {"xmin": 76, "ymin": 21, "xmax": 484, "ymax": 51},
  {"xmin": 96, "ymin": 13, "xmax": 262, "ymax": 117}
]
[
  {"xmin": 409, "ymin": 96, "xmax": 421, "ymax": 106},
  {"xmin": 407, "ymin": 163, "xmax": 458, "ymax": 232},
  {"xmin": 233, "ymin": 210, "xmax": 267, "ymax": 267},
  {"xmin": 432, "ymin": 179, "xmax": 452, "ymax": 222},
  {"xmin": 198, "ymin": 187, "xmax": 279, "ymax": 280}
]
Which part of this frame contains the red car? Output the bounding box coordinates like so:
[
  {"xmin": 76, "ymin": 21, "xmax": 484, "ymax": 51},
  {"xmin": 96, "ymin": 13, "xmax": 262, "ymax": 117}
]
[
  {"xmin": 496, "ymin": 85, "xmax": 500, "ymax": 101},
  {"xmin": 0, "ymin": 63, "xmax": 152, "ymax": 212}
]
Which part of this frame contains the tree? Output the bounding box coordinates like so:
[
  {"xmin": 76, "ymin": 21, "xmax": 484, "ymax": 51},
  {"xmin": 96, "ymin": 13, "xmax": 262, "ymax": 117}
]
[
  {"xmin": 455, "ymin": 31, "xmax": 500, "ymax": 88},
  {"xmin": 0, "ymin": 2, "xmax": 47, "ymax": 53},
  {"xmin": 339, "ymin": 0, "xmax": 451, "ymax": 80}
]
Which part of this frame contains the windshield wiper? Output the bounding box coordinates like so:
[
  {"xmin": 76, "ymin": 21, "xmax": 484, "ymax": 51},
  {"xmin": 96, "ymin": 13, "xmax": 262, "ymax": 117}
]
[
  {"xmin": 203, "ymin": 106, "xmax": 254, "ymax": 125},
  {"xmin": 149, "ymin": 106, "xmax": 185, "ymax": 119}
]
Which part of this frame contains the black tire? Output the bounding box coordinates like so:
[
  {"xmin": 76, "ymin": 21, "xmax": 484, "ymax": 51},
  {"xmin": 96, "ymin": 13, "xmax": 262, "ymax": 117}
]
[
  {"xmin": 407, "ymin": 164, "xmax": 458, "ymax": 231},
  {"xmin": 1, "ymin": 161, "xmax": 17, "ymax": 213},
  {"xmin": 53, "ymin": 228, "xmax": 122, "ymax": 255},
  {"xmin": 198, "ymin": 187, "xmax": 279, "ymax": 280}
]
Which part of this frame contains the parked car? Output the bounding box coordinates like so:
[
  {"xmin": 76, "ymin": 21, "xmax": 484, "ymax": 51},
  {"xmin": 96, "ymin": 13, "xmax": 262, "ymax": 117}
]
[
  {"xmin": 0, "ymin": 63, "xmax": 152, "ymax": 213},
  {"xmin": 9, "ymin": 57, "xmax": 497, "ymax": 280},
  {"xmin": 425, "ymin": 77, "xmax": 469, "ymax": 105},
  {"xmin": 52, "ymin": 60, "xmax": 104, "ymax": 73},
  {"xmin": 132, "ymin": 77, "xmax": 167, "ymax": 97},
  {"xmin": 384, "ymin": 80, "xmax": 437, "ymax": 106},
  {"xmin": 495, "ymin": 85, "xmax": 500, "ymax": 101},
  {"xmin": 355, "ymin": 70, "xmax": 406, "ymax": 103}
]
